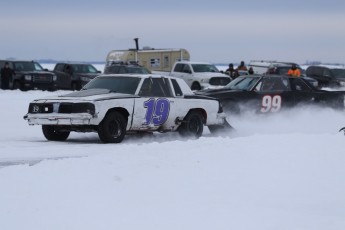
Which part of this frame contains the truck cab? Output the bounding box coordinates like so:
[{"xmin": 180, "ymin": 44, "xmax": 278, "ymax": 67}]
[{"xmin": 169, "ymin": 61, "xmax": 231, "ymax": 90}]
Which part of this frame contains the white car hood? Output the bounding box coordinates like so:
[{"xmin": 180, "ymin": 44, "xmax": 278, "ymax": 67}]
[{"xmin": 33, "ymin": 89, "xmax": 137, "ymax": 102}]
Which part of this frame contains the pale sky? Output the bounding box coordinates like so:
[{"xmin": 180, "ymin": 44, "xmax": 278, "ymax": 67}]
[{"xmin": 1, "ymin": 0, "xmax": 345, "ymax": 64}]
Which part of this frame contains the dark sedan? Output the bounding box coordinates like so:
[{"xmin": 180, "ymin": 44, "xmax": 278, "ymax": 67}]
[{"xmin": 195, "ymin": 75, "xmax": 345, "ymax": 114}]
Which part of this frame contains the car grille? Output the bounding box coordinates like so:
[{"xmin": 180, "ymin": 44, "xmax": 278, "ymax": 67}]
[
  {"xmin": 29, "ymin": 103, "xmax": 54, "ymax": 113},
  {"xmin": 59, "ymin": 103, "xmax": 95, "ymax": 115},
  {"xmin": 33, "ymin": 74, "xmax": 53, "ymax": 83},
  {"xmin": 209, "ymin": 77, "xmax": 231, "ymax": 86}
]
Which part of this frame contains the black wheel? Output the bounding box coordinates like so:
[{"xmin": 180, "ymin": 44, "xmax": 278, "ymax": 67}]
[
  {"xmin": 42, "ymin": 125, "xmax": 70, "ymax": 141},
  {"xmin": 71, "ymin": 82, "xmax": 80, "ymax": 91},
  {"xmin": 13, "ymin": 81, "xmax": 22, "ymax": 90},
  {"xmin": 98, "ymin": 111, "xmax": 127, "ymax": 143},
  {"xmin": 191, "ymin": 82, "xmax": 201, "ymax": 91},
  {"xmin": 178, "ymin": 111, "xmax": 204, "ymax": 138}
]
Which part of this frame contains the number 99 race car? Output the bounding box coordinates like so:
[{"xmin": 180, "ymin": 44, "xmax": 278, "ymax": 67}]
[
  {"xmin": 23, "ymin": 74, "xmax": 228, "ymax": 143},
  {"xmin": 195, "ymin": 74, "xmax": 345, "ymax": 114}
]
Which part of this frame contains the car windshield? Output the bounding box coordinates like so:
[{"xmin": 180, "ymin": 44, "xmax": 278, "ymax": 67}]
[
  {"xmin": 83, "ymin": 76, "xmax": 141, "ymax": 94},
  {"xmin": 13, "ymin": 62, "xmax": 44, "ymax": 71},
  {"xmin": 224, "ymin": 76, "xmax": 260, "ymax": 90},
  {"xmin": 72, "ymin": 64, "xmax": 98, "ymax": 73},
  {"xmin": 331, "ymin": 69, "xmax": 345, "ymax": 78},
  {"xmin": 192, "ymin": 64, "xmax": 220, "ymax": 73}
]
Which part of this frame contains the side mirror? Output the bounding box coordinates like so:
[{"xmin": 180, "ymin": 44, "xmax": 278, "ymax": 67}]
[{"xmin": 97, "ymin": 70, "xmax": 101, "ymax": 73}]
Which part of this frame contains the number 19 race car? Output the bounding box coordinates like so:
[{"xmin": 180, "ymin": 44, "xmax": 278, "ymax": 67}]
[
  {"xmin": 195, "ymin": 74, "xmax": 345, "ymax": 114},
  {"xmin": 24, "ymin": 74, "xmax": 228, "ymax": 143}
]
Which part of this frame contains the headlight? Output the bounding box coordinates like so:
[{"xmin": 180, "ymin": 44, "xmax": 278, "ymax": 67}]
[
  {"xmin": 53, "ymin": 75, "xmax": 57, "ymax": 81},
  {"xmin": 24, "ymin": 75, "xmax": 32, "ymax": 81},
  {"xmin": 339, "ymin": 81, "xmax": 345, "ymax": 87},
  {"xmin": 200, "ymin": 78, "xmax": 209, "ymax": 83}
]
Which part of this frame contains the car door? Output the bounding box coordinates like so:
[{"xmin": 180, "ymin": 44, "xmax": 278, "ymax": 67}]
[
  {"xmin": 289, "ymin": 77, "xmax": 318, "ymax": 106},
  {"xmin": 54, "ymin": 64, "xmax": 71, "ymax": 89},
  {"xmin": 131, "ymin": 77, "xmax": 176, "ymax": 131},
  {"xmin": 254, "ymin": 76, "xmax": 295, "ymax": 113}
]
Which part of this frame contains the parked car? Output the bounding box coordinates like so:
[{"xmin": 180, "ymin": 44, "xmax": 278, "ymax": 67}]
[
  {"xmin": 0, "ymin": 60, "xmax": 58, "ymax": 91},
  {"xmin": 53, "ymin": 63, "xmax": 101, "ymax": 90},
  {"xmin": 103, "ymin": 62, "xmax": 151, "ymax": 74},
  {"xmin": 306, "ymin": 65, "xmax": 345, "ymax": 88},
  {"xmin": 195, "ymin": 74, "xmax": 345, "ymax": 114},
  {"xmin": 23, "ymin": 74, "xmax": 229, "ymax": 143}
]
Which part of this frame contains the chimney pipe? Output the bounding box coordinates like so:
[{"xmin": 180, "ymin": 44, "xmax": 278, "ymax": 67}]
[{"xmin": 134, "ymin": 38, "xmax": 139, "ymax": 50}]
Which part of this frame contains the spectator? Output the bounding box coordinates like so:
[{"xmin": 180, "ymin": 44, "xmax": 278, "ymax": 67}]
[
  {"xmin": 1, "ymin": 62, "xmax": 15, "ymax": 90},
  {"xmin": 287, "ymin": 64, "xmax": 301, "ymax": 77},
  {"xmin": 248, "ymin": 67, "xmax": 254, "ymax": 75},
  {"xmin": 237, "ymin": 61, "xmax": 248, "ymax": 71},
  {"xmin": 225, "ymin": 63, "xmax": 239, "ymax": 79}
]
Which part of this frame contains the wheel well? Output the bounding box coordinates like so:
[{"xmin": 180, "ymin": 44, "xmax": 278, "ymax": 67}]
[
  {"xmin": 105, "ymin": 107, "xmax": 130, "ymax": 121},
  {"xmin": 186, "ymin": 108, "xmax": 207, "ymax": 124}
]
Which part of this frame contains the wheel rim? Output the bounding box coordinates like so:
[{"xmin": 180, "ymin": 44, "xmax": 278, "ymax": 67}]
[
  {"xmin": 188, "ymin": 116, "xmax": 201, "ymax": 134},
  {"xmin": 109, "ymin": 118, "xmax": 122, "ymax": 138}
]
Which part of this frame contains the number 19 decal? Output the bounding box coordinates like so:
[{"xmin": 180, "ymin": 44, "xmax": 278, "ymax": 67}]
[
  {"xmin": 260, "ymin": 95, "xmax": 282, "ymax": 113},
  {"xmin": 144, "ymin": 98, "xmax": 170, "ymax": 125}
]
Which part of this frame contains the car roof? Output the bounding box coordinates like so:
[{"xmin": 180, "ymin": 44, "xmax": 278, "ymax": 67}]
[
  {"xmin": 97, "ymin": 73, "xmax": 177, "ymax": 80},
  {"xmin": 56, "ymin": 62, "xmax": 94, "ymax": 65},
  {"xmin": 175, "ymin": 61, "xmax": 214, "ymax": 65},
  {"xmin": 0, "ymin": 60, "xmax": 38, "ymax": 63}
]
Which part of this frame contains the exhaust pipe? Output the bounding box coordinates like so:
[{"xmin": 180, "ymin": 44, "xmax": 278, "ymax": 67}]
[{"xmin": 134, "ymin": 38, "xmax": 139, "ymax": 50}]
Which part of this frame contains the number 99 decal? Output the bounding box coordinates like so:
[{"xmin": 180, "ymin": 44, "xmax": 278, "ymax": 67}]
[
  {"xmin": 144, "ymin": 98, "xmax": 170, "ymax": 125},
  {"xmin": 260, "ymin": 95, "xmax": 282, "ymax": 113}
]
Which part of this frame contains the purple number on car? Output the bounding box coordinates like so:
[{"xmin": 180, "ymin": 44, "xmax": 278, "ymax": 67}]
[{"xmin": 144, "ymin": 98, "xmax": 170, "ymax": 126}]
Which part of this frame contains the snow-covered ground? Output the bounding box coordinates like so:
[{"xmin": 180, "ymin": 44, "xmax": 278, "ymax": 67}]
[{"xmin": 1, "ymin": 82, "xmax": 345, "ymax": 229}]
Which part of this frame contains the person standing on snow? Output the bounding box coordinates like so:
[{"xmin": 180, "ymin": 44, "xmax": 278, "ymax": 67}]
[
  {"xmin": 225, "ymin": 63, "xmax": 239, "ymax": 79},
  {"xmin": 287, "ymin": 64, "xmax": 301, "ymax": 77},
  {"xmin": 236, "ymin": 61, "xmax": 248, "ymax": 71},
  {"xmin": 1, "ymin": 62, "xmax": 15, "ymax": 90}
]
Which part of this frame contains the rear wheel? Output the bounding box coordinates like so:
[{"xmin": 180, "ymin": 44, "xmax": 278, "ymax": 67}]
[
  {"xmin": 98, "ymin": 111, "xmax": 127, "ymax": 143},
  {"xmin": 42, "ymin": 125, "xmax": 70, "ymax": 141},
  {"xmin": 178, "ymin": 111, "xmax": 204, "ymax": 138}
]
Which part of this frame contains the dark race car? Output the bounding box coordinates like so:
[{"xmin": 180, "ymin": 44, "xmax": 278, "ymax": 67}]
[{"xmin": 195, "ymin": 74, "xmax": 345, "ymax": 114}]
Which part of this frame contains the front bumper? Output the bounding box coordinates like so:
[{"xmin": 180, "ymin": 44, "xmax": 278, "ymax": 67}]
[{"xmin": 24, "ymin": 113, "xmax": 94, "ymax": 125}]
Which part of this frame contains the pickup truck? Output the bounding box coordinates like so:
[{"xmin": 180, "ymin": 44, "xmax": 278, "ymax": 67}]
[
  {"xmin": 53, "ymin": 62, "xmax": 101, "ymax": 90},
  {"xmin": 24, "ymin": 74, "xmax": 229, "ymax": 143},
  {"xmin": 0, "ymin": 60, "xmax": 58, "ymax": 91},
  {"xmin": 169, "ymin": 61, "xmax": 231, "ymax": 90}
]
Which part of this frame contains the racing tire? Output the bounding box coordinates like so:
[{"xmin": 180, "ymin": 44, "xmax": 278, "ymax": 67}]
[
  {"xmin": 13, "ymin": 81, "xmax": 22, "ymax": 91},
  {"xmin": 191, "ymin": 82, "xmax": 201, "ymax": 91},
  {"xmin": 42, "ymin": 125, "xmax": 70, "ymax": 141},
  {"xmin": 98, "ymin": 111, "xmax": 127, "ymax": 143},
  {"xmin": 71, "ymin": 82, "xmax": 81, "ymax": 91},
  {"xmin": 178, "ymin": 111, "xmax": 204, "ymax": 138}
]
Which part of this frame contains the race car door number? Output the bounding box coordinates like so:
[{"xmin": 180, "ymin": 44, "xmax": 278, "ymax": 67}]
[
  {"xmin": 261, "ymin": 95, "xmax": 282, "ymax": 113},
  {"xmin": 143, "ymin": 98, "xmax": 170, "ymax": 125}
]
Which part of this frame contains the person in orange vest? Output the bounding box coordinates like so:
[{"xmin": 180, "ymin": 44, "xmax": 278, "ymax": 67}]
[{"xmin": 287, "ymin": 64, "xmax": 301, "ymax": 77}]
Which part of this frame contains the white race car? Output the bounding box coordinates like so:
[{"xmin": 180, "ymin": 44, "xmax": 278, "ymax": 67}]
[{"xmin": 24, "ymin": 74, "xmax": 229, "ymax": 143}]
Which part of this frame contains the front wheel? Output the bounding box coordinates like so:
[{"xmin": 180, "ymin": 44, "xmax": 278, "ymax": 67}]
[
  {"xmin": 191, "ymin": 82, "xmax": 201, "ymax": 91},
  {"xmin": 98, "ymin": 111, "xmax": 127, "ymax": 143},
  {"xmin": 42, "ymin": 125, "xmax": 70, "ymax": 141},
  {"xmin": 178, "ymin": 111, "xmax": 204, "ymax": 138}
]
